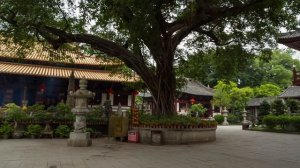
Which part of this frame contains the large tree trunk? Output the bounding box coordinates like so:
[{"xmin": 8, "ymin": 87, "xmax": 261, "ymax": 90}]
[{"xmin": 145, "ymin": 51, "xmax": 176, "ymax": 116}]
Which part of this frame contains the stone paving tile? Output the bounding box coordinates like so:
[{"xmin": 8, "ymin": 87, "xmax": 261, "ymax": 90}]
[{"xmin": 0, "ymin": 126, "xmax": 300, "ymax": 168}]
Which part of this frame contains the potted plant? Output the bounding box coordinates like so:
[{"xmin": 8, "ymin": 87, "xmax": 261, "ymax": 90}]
[
  {"xmin": 55, "ymin": 125, "xmax": 70, "ymax": 138},
  {"xmin": 26, "ymin": 124, "xmax": 43, "ymax": 138},
  {"xmin": 0, "ymin": 122, "xmax": 14, "ymax": 139},
  {"xmin": 189, "ymin": 104, "xmax": 207, "ymax": 117},
  {"xmin": 4, "ymin": 103, "xmax": 27, "ymax": 138}
]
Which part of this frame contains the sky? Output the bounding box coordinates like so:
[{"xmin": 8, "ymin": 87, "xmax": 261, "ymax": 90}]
[{"xmin": 279, "ymin": 44, "xmax": 300, "ymax": 60}]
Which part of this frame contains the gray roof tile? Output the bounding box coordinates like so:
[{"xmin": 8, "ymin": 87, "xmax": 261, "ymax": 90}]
[
  {"xmin": 179, "ymin": 79, "xmax": 214, "ymax": 96},
  {"xmin": 279, "ymin": 86, "xmax": 300, "ymax": 98},
  {"xmin": 247, "ymin": 97, "xmax": 277, "ymax": 107},
  {"xmin": 279, "ymin": 28, "xmax": 300, "ymax": 39}
]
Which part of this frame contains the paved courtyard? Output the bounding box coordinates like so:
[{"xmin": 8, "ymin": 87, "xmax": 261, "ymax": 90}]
[{"xmin": 0, "ymin": 126, "xmax": 299, "ymax": 168}]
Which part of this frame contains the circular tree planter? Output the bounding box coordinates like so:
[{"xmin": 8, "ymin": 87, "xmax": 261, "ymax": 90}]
[{"xmin": 133, "ymin": 126, "xmax": 217, "ymax": 145}]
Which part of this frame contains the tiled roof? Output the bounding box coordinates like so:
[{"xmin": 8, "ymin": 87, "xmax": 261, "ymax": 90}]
[
  {"xmin": 278, "ymin": 28, "xmax": 300, "ymax": 51},
  {"xmin": 247, "ymin": 97, "xmax": 277, "ymax": 107},
  {"xmin": 179, "ymin": 79, "xmax": 214, "ymax": 96},
  {"xmin": 0, "ymin": 42, "xmax": 121, "ymax": 66},
  {"xmin": 0, "ymin": 61, "xmax": 137, "ymax": 82},
  {"xmin": 279, "ymin": 86, "xmax": 300, "ymax": 98},
  {"xmin": 278, "ymin": 28, "xmax": 300, "ymax": 40},
  {"xmin": 138, "ymin": 80, "xmax": 214, "ymax": 98}
]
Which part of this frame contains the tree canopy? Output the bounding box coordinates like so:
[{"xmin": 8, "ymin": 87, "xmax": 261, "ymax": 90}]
[
  {"xmin": 212, "ymin": 81, "xmax": 254, "ymax": 111},
  {"xmin": 178, "ymin": 49, "xmax": 300, "ymax": 88},
  {"xmin": 0, "ymin": 0, "xmax": 299, "ymax": 116},
  {"xmin": 254, "ymin": 83, "xmax": 282, "ymax": 98}
]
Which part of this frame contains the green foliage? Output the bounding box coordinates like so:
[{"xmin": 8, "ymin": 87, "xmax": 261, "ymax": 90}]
[
  {"xmin": 55, "ymin": 125, "xmax": 70, "ymax": 138},
  {"xmin": 26, "ymin": 104, "xmax": 45, "ymax": 115},
  {"xmin": 86, "ymin": 107, "xmax": 104, "ymax": 121},
  {"xmin": 0, "ymin": 0, "xmax": 299, "ymax": 116},
  {"xmin": 230, "ymin": 87, "xmax": 254, "ymax": 111},
  {"xmin": 286, "ymin": 99, "xmax": 300, "ymax": 114},
  {"xmin": 32, "ymin": 112, "xmax": 53, "ymax": 121},
  {"xmin": 214, "ymin": 115, "xmax": 224, "ymax": 125},
  {"xmin": 46, "ymin": 105, "xmax": 57, "ymax": 113},
  {"xmin": 189, "ymin": 104, "xmax": 207, "ymax": 117},
  {"xmin": 26, "ymin": 124, "xmax": 43, "ymax": 136},
  {"xmin": 4, "ymin": 103, "xmax": 23, "ymax": 113},
  {"xmin": 55, "ymin": 103, "xmax": 73, "ymax": 120},
  {"xmin": 212, "ymin": 81, "xmax": 236, "ymax": 108},
  {"xmin": 258, "ymin": 100, "xmax": 271, "ymax": 123},
  {"xmin": 139, "ymin": 113, "xmax": 217, "ymax": 127},
  {"xmin": 178, "ymin": 49, "xmax": 299, "ymax": 89},
  {"xmin": 227, "ymin": 114, "xmax": 242, "ymax": 124},
  {"xmin": 0, "ymin": 122, "xmax": 14, "ymax": 136},
  {"xmin": 4, "ymin": 103, "xmax": 27, "ymax": 122},
  {"xmin": 254, "ymin": 84, "xmax": 282, "ymax": 98},
  {"xmin": 237, "ymin": 50, "xmax": 296, "ymax": 88},
  {"xmin": 262, "ymin": 115, "xmax": 300, "ymax": 131},
  {"xmin": 290, "ymin": 117, "xmax": 300, "ymax": 131},
  {"xmin": 271, "ymin": 100, "xmax": 287, "ymax": 116},
  {"xmin": 277, "ymin": 115, "xmax": 291, "ymax": 130},
  {"xmin": 263, "ymin": 115, "xmax": 278, "ymax": 129},
  {"xmin": 212, "ymin": 81, "xmax": 253, "ymax": 110}
]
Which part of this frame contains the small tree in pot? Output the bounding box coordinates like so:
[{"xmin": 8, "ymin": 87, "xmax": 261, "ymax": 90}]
[
  {"xmin": 26, "ymin": 124, "xmax": 43, "ymax": 138},
  {"xmin": 189, "ymin": 104, "xmax": 207, "ymax": 118},
  {"xmin": 55, "ymin": 125, "xmax": 71, "ymax": 138},
  {"xmin": 0, "ymin": 122, "xmax": 14, "ymax": 139}
]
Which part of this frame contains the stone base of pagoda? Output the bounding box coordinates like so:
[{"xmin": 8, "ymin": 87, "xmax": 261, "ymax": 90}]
[{"xmin": 67, "ymin": 132, "xmax": 92, "ymax": 147}]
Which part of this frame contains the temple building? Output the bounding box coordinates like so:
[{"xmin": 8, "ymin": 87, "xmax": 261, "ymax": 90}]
[
  {"xmin": 176, "ymin": 79, "xmax": 214, "ymax": 116},
  {"xmin": 278, "ymin": 28, "xmax": 300, "ymax": 100},
  {"xmin": 139, "ymin": 79, "xmax": 214, "ymax": 116},
  {"xmin": 0, "ymin": 41, "xmax": 138, "ymax": 111}
]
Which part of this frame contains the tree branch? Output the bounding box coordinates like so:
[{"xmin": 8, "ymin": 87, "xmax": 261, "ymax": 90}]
[
  {"xmin": 39, "ymin": 26, "xmax": 157, "ymax": 83},
  {"xmin": 170, "ymin": 0, "xmax": 269, "ymax": 49}
]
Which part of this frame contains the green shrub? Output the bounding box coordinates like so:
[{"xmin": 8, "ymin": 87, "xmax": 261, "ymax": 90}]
[
  {"xmin": 189, "ymin": 103, "xmax": 207, "ymax": 117},
  {"xmin": 26, "ymin": 124, "xmax": 43, "ymax": 137},
  {"xmin": 227, "ymin": 114, "xmax": 242, "ymax": 124},
  {"xmin": 286, "ymin": 99, "xmax": 300, "ymax": 114},
  {"xmin": 55, "ymin": 125, "xmax": 71, "ymax": 138},
  {"xmin": 214, "ymin": 114, "xmax": 224, "ymax": 124},
  {"xmin": 26, "ymin": 104, "xmax": 45, "ymax": 116},
  {"xmin": 56, "ymin": 103, "xmax": 73, "ymax": 120},
  {"xmin": 271, "ymin": 100, "xmax": 286, "ymax": 116},
  {"xmin": 139, "ymin": 113, "xmax": 216, "ymax": 127},
  {"xmin": 4, "ymin": 103, "xmax": 27, "ymax": 122},
  {"xmin": 32, "ymin": 112, "xmax": 53, "ymax": 121},
  {"xmin": 258, "ymin": 100, "xmax": 271, "ymax": 124},
  {"xmin": 290, "ymin": 116, "xmax": 300, "ymax": 131},
  {"xmin": 86, "ymin": 106, "xmax": 104, "ymax": 121},
  {"xmin": 263, "ymin": 115, "xmax": 278, "ymax": 129},
  {"xmin": 277, "ymin": 115, "xmax": 291, "ymax": 130},
  {"xmin": 0, "ymin": 122, "xmax": 14, "ymax": 136}
]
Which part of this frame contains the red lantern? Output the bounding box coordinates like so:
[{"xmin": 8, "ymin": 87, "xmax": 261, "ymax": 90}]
[
  {"xmin": 39, "ymin": 84, "xmax": 45, "ymax": 92},
  {"xmin": 107, "ymin": 88, "xmax": 113, "ymax": 94},
  {"xmin": 132, "ymin": 90, "xmax": 139, "ymax": 95},
  {"xmin": 190, "ymin": 98, "xmax": 196, "ymax": 104}
]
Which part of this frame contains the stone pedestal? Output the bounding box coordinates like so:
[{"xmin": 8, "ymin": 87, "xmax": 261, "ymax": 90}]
[{"xmin": 67, "ymin": 132, "xmax": 92, "ymax": 147}]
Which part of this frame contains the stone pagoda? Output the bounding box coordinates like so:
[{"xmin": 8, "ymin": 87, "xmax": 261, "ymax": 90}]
[{"xmin": 67, "ymin": 78, "xmax": 95, "ymax": 147}]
